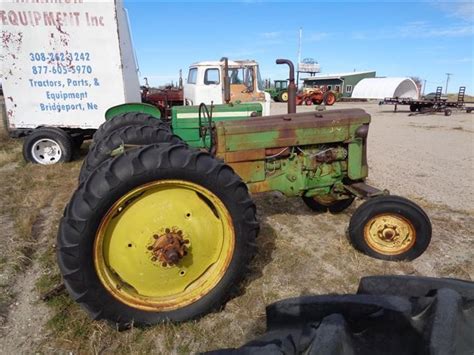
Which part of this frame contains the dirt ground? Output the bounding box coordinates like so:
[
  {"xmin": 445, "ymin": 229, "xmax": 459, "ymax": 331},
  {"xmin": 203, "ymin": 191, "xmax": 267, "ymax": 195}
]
[{"xmin": 0, "ymin": 101, "xmax": 473, "ymax": 353}]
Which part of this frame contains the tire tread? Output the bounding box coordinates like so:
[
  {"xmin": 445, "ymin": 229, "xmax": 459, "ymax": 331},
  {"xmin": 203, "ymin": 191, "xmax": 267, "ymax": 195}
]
[{"xmin": 58, "ymin": 144, "xmax": 258, "ymax": 326}]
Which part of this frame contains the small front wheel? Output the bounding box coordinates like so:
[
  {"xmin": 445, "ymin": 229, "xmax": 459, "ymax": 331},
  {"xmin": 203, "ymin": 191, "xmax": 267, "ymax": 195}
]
[{"xmin": 348, "ymin": 195, "xmax": 431, "ymax": 261}]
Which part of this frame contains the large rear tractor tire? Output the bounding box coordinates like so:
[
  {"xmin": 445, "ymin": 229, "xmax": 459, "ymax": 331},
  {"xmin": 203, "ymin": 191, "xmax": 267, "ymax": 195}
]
[
  {"xmin": 278, "ymin": 91, "xmax": 289, "ymax": 103},
  {"xmin": 92, "ymin": 112, "xmax": 169, "ymax": 145},
  {"xmin": 78, "ymin": 125, "xmax": 182, "ymax": 183},
  {"xmin": 23, "ymin": 127, "xmax": 73, "ymax": 165},
  {"xmin": 302, "ymin": 196, "xmax": 354, "ymax": 214},
  {"xmin": 57, "ymin": 144, "xmax": 258, "ymax": 327},
  {"xmin": 348, "ymin": 195, "xmax": 431, "ymax": 261},
  {"xmin": 323, "ymin": 91, "xmax": 337, "ymax": 106}
]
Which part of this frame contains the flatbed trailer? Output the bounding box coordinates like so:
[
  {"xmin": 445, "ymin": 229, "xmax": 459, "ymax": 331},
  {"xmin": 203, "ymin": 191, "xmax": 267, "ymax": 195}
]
[{"xmin": 380, "ymin": 86, "xmax": 473, "ymax": 116}]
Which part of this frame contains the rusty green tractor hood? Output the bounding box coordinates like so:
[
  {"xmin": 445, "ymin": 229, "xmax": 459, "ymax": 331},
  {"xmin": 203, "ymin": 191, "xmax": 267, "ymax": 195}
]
[
  {"xmin": 215, "ymin": 108, "xmax": 371, "ymax": 196},
  {"xmin": 216, "ymin": 109, "xmax": 370, "ymax": 151}
]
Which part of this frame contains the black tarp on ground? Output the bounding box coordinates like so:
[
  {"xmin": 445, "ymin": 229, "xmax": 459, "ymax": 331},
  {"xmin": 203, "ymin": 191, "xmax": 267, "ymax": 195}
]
[{"xmin": 207, "ymin": 276, "xmax": 474, "ymax": 355}]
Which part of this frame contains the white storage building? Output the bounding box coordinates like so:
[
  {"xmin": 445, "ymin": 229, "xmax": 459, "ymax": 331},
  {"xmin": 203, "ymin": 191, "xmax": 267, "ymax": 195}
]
[{"xmin": 352, "ymin": 78, "xmax": 419, "ymax": 99}]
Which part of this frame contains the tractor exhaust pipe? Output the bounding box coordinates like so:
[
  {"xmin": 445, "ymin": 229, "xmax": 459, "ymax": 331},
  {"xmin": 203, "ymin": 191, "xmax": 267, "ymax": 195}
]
[
  {"xmin": 221, "ymin": 57, "xmax": 231, "ymax": 104},
  {"xmin": 276, "ymin": 59, "xmax": 296, "ymax": 114}
]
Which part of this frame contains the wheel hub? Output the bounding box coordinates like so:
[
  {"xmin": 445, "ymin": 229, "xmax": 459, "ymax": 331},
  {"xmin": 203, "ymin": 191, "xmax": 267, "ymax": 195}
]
[
  {"xmin": 31, "ymin": 138, "xmax": 62, "ymax": 164},
  {"xmin": 378, "ymin": 224, "xmax": 400, "ymax": 242},
  {"xmin": 148, "ymin": 228, "xmax": 189, "ymax": 267},
  {"xmin": 93, "ymin": 179, "xmax": 235, "ymax": 311},
  {"xmin": 363, "ymin": 214, "xmax": 416, "ymax": 255},
  {"xmin": 46, "ymin": 146, "xmax": 55, "ymax": 155}
]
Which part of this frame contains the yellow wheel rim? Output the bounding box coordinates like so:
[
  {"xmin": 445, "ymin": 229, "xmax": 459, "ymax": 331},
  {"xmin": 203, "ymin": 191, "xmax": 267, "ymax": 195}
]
[
  {"xmin": 281, "ymin": 92, "xmax": 288, "ymax": 101},
  {"xmin": 363, "ymin": 213, "xmax": 416, "ymax": 255},
  {"xmin": 94, "ymin": 180, "xmax": 235, "ymax": 312}
]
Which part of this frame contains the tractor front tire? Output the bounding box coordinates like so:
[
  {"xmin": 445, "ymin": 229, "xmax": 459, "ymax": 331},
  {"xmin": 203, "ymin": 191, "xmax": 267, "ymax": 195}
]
[
  {"xmin": 78, "ymin": 125, "xmax": 182, "ymax": 183},
  {"xmin": 348, "ymin": 195, "xmax": 431, "ymax": 261},
  {"xmin": 92, "ymin": 112, "xmax": 169, "ymax": 144},
  {"xmin": 57, "ymin": 144, "xmax": 258, "ymax": 327},
  {"xmin": 302, "ymin": 196, "xmax": 354, "ymax": 214},
  {"xmin": 23, "ymin": 127, "xmax": 73, "ymax": 165}
]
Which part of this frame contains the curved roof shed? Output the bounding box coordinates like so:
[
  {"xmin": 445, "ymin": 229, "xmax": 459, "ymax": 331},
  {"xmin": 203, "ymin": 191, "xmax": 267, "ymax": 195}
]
[{"xmin": 352, "ymin": 77, "xmax": 419, "ymax": 99}]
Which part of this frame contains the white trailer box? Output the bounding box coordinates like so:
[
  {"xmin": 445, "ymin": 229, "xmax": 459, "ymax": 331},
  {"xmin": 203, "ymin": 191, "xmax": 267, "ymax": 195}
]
[{"xmin": 1, "ymin": 0, "xmax": 140, "ymax": 133}]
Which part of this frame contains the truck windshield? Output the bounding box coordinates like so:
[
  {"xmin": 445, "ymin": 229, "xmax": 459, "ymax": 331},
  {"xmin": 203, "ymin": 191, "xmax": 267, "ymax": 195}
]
[{"xmin": 229, "ymin": 67, "xmax": 255, "ymax": 92}]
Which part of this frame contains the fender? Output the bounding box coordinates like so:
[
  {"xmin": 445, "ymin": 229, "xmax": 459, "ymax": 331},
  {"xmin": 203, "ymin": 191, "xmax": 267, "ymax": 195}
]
[{"xmin": 105, "ymin": 103, "xmax": 162, "ymax": 120}]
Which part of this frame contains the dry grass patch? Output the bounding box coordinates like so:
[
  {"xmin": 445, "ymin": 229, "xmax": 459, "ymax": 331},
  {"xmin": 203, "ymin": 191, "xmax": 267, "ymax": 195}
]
[
  {"xmin": 1, "ymin": 156, "xmax": 472, "ymax": 353},
  {"xmin": 0, "ymin": 139, "xmax": 82, "ymax": 342}
]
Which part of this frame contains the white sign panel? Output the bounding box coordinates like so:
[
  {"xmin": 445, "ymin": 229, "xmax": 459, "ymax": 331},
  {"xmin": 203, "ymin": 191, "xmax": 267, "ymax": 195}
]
[
  {"xmin": 1, "ymin": 0, "xmax": 140, "ymax": 130},
  {"xmin": 298, "ymin": 62, "xmax": 321, "ymax": 73}
]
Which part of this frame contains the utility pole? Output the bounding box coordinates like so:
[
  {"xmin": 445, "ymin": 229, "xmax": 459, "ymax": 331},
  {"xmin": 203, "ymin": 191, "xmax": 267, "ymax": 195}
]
[
  {"xmin": 296, "ymin": 28, "xmax": 302, "ymax": 90},
  {"xmin": 445, "ymin": 73, "xmax": 453, "ymax": 94}
]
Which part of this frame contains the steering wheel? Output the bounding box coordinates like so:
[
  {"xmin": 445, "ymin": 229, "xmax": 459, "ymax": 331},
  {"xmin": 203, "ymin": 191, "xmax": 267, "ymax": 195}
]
[{"xmin": 198, "ymin": 103, "xmax": 215, "ymax": 154}]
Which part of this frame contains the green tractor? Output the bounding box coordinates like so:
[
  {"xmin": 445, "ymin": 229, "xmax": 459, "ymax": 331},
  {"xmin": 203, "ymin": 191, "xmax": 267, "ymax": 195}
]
[
  {"xmin": 266, "ymin": 79, "xmax": 289, "ymax": 102},
  {"xmin": 57, "ymin": 59, "xmax": 431, "ymax": 328}
]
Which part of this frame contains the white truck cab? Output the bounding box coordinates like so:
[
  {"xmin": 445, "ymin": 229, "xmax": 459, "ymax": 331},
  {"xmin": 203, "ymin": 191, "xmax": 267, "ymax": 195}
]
[{"xmin": 183, "ymin": 59, "xmax": 271, "ymax": 116}]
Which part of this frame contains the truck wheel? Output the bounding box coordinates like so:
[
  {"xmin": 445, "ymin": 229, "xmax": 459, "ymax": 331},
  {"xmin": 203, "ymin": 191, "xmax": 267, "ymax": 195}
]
[
  {"xmin": 444, "ymin": 109, "xmax": 452, "ymax": 117},
  {"xmin": 305, "ymin": 99, "xmax": 313, "ymax": 106},
  {"xmin": 302, "ymin": 196, "xmax": 354, "ymax": 214},
  {"xmin": 323, "ymin": 92, "xmax": 336, "ymax": 106},
  {"xmin": 409, "ymin": 104, "xmax": 417, "ymax": 112},
  {"xmin": 23, "ymin": 127, "xmax": 73, "ymax": 165},
  {"xmin": 278, "ymin": 91, "xmax": 289, "ymax": 103},
  {"xmin": 348, "ymin": 196, "xmax": 431, "ymax": 261},
  {"xmin": 57, "ymin": 144, "xmax": 258, "ymax": 327},
  {"xmin": 92, "ymin": 112, "xmax": 169, "ymax": 144},
  {"xmin": 78, "ymin": 125, "xmax": 182, "ymax": 183}
]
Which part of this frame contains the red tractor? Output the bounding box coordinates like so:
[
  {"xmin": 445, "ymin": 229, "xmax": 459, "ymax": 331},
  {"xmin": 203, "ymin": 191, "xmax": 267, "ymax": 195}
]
[
  {"xmin": 141, "ymin": 85, "xmax": 184, "ymax": 118},
  {"xmin": 296, "ymin": 88, "xmax": 337, "ymax": 106}
]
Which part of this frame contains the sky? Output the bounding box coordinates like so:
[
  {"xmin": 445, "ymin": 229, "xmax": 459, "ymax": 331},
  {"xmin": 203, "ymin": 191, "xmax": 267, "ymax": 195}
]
[{"xmin": 124, "ymin": 0, "xmax": 474, "ymax": 94}]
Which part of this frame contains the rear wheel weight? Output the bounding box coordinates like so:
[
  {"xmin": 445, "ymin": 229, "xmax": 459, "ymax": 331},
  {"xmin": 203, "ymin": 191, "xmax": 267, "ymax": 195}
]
[
  {"xmin": 57, "ymin": 144, "xmax": 258, "ymax": 326},
  {"xmin": 348, "ymin": 195, "xmax": 431, "ymax": 261}
]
